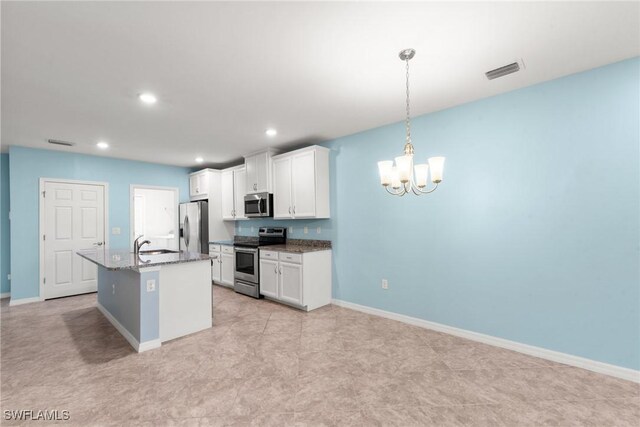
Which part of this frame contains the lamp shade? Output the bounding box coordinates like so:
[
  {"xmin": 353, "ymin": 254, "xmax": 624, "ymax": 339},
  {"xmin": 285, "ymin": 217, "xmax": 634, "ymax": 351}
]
[
  {"xmin": 428, "ymin": 157, "xmax": 445, "ymax": 183},
  {"xmin": 394, "ymin": 155, "xmax": 413, "ymax": 183},
  {"xmin": 390, "ymin": 166, "xmax": 401, "ymax": 189},
  {"xmin": 377, "ymin": 161, "xmax": 393, "ymax": 186},
  {"xmin": 414, "ymin": 164, "xmax": 429, "ymax": 187}
]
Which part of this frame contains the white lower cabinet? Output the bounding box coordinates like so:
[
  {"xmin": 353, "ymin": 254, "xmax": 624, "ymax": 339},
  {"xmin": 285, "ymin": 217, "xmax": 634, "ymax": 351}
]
[
  {"xmin": 259, "ymin": 258, "xmax": 279, "ymax": 299},
  {"xmin": 221, "ymin": 252, "xmax": 234, "ymax": 286},
  {"xmin": 259, "ymin": 249, "xmax": 331, "ymax": 311},
  {"xmin": 210, "ymin": 244, "xmax": 234, "ymax": 287}
]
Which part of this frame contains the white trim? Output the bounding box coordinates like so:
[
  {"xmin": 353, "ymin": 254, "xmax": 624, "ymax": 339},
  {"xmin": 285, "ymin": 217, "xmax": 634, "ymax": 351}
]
[
  {"xmin": 9, "ymin": 296, "xmax": 41, "ymax": 306},
  {"xmin": 39, "ymin": 178, "xmax": 109, "ymax": 301},
  {"xmin": 331, "ymin": 298, "xmax": 640, "ymax": 383},
  {"xmin": 129, "ymin": 184, "xmax": 179, "ymax": 249},
  {"xmin": 97, "ymin": 303, "xmax": 161, "ymax": 353},
  {"xmin": 0, "ymin": 292, "xmax": 10, "ymax": 299}
]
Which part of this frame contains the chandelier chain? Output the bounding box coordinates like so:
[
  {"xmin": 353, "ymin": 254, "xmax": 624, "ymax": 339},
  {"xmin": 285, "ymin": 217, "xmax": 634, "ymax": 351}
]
[{"xmin": 405, "ymin": 58, "xmax": 411, "ymax": 145}]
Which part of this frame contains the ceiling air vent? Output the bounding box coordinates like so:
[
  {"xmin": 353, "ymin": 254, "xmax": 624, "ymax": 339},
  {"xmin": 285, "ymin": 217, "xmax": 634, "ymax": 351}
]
[
  {"xmin": 485, "ymin": 62, "xmax": 520, "ymax": 80},
  {"xmin": 47, "ymin": 139, "xmax": 75, "ymax": 147}
]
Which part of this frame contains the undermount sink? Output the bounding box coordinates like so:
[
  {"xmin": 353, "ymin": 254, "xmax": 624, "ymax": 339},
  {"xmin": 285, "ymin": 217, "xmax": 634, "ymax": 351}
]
[{"xmin": 139, "ymin": 249, "xmax": 179, "ymax": 255}]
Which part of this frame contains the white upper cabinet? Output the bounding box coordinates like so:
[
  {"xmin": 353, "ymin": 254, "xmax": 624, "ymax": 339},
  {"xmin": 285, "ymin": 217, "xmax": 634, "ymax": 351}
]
[
  {"xmin": 272, "ymin": 146, "xmax": 330, "ymax": 219},
  {"xmin": 189, "ymin": 170, "xmax": 211, "ymax": 201},
  {"xmin": 273, "ymin": 156, "xmax": 293, "ymax": 218},
  {"xmin": 244, "ymin": 149, "xmax": 277, "ymax": 194},
  {"xmin": 221, "ymin": 166, "xmax": 247, "ymax": 221}
]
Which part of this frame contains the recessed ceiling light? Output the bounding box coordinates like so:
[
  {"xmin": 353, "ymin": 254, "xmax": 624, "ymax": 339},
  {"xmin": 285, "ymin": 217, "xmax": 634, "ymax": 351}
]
[
  {"xmin": 138, "ymin": 92, "xmax": 157, "ymax": 104},
  {"xmin": 265, "ymin": 129, "xmax": 277, "ymax": 137},
  {"xmin": 96, "ymin": 141, "xmax": 109, "ymax": 149},
  {"xmin": 195, "ymin": 157, "xmax": 204, "ymax": 163}
]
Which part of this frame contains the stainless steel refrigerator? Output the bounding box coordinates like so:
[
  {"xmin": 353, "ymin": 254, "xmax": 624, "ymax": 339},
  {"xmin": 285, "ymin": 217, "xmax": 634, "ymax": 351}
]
[{"xmin": 179, "ymin": 201, "xmax": 209, "ymax": 254}]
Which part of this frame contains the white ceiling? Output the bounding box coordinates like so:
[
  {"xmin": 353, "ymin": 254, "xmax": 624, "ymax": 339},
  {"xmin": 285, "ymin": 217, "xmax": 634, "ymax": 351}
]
[{"xmin": 2, "ymin": 1, "xmax": 638, "ymax": 167}]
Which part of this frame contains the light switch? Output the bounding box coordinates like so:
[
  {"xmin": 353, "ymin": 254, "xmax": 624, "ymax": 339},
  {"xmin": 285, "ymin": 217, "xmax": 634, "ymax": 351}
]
[
  {"xmin": 303, "ymin": 227, "xmax": 308, "ymax": 234},
  {"xmin": 146, "ymin": 279, "xmax": 156, "ymax": 292},
  {"xmin": 316, "ymin": 227, "xmax": 321, "ymax": 234},
  {"xmin": 112, "ymin": 227, "xmax": 121, "ymax": 235}
]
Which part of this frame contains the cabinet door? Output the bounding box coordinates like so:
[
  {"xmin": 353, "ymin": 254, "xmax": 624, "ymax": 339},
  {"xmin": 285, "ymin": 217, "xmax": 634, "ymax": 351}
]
[
  {"xmin": 189, "ymin": 174, "xmax": 200, "ymax": 198},
  {"xmin": 279, "ymin": 261, "xmax": 303, "ymax": 306},
  {"xmin": 211, "ymin": 256, "xmax": 222, "ymax": 283},
  {"xmin": 234, "ymin": 168, "xmax": 246, "ymax": 219},
  {"xmin": 259, "ymin": 259, "xmax": 279, "ymax": 298},
  {"xmin": 198, "ymin": 172, "xmax": 209, "ymax": 196},
  {"xmin": 273, "ymin": 157, "xmax": 292, "ymax": 219},
  {"xmin": 221, "ymin": 170, "xmax": 235, "ymax": 220},
  {"xmin": 255, "ymin": 152, "xmax": 269, "ymax": 193},
  {"xmin": 221, "ymin": 253, "xmax": 234, "ymax": 286},
  {"xmin": 245, "ymin": 155, "xmax": 258, "ymax": 194},
  {"xmin": 292, "ymin": 151, "xmax": 316, "ymax": 218}
]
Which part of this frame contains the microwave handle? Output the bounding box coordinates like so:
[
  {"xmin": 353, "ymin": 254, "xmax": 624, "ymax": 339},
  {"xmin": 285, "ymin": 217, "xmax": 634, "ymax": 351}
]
[{"xmin": 258, "ymin": 198, "xmax": 262, "ymax": 216}]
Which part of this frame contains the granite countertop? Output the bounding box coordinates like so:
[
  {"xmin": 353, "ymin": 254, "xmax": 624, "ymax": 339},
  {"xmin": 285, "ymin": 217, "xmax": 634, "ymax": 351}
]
[
  {"xmin": 76, "ymin": 248, "xmax": 211, "ymax": 271},
  {"xmin": 260, "ymin": 239, "xmax": 332, "ymax": 254},
  {"xmin": 209, "ymin": 240, "xmax": 234, "ymax": 246}
]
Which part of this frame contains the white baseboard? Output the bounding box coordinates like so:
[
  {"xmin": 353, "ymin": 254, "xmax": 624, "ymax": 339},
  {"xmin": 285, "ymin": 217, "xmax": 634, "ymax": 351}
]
[
  {"xmin": 9, "ymin": 296, "xmax": 42, "ymax": 306},
  {"xmin": 0, "ymin": 292, "xmax": 10, "ymax": 299},
  {"xmin": 331, "ymin": 298, "xmax": 640, "ymax": 383},
  {"xmin": 97, "ymin": 303, "xmax": 161, "ymax": 353}
]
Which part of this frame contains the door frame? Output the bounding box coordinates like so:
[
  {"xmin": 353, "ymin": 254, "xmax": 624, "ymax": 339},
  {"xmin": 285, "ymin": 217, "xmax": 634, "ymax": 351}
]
[
  {"xmin": 129, "ymin": 184, "xmax": 179, "ymax": 248},
  {"xmin": 39, "ymin": 178, "xmax": 110, "ymax": 301}
]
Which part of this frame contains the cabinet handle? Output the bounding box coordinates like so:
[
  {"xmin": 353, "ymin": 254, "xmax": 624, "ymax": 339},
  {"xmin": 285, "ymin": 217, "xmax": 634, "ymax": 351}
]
[
  {"xmin": 288, "ymin": 206, "xmax": 292, "ymax": 215},
  {"xmin": 274, "ymin": 266, "xmax": 278, "ymax": 274},
  {"xmin": 293, "ymin": 206, "xmax": 296, "ymax": 215},
  {"xmin": 279, "ymin": 266, "xmax": 282, "ymax": 274}
]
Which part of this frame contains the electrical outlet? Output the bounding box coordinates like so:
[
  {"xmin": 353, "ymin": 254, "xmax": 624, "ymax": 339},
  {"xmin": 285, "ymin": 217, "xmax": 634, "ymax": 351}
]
[
  {"xmin": 382, "ymin": 279, "xmax": 389, "ymax": 290},
  {"xmin": 146, "ymin": 279, "xmax": 156, "ymax": 292},
  {"xmin": 112, "ymin": 227, "xmax": 121, "ymax": 235},
  {"xmin": 303, "ymin": 227, "xmax": 308, "ymax": 234},
  {"xmin": 112, "ymin": 284, "xmax": 115, "ymax": 295},
  {"xmin": 7, "ymin": 274, "xmax": 11, "ymax": 281},
  {"xmin": 238, "ymin": 225, "xmax": 242, "ymax": 232},
  {"xmin": 316, "ymin": 227, "xmax": 321, "ymax": 234},
  {"xmin": 288, "ymin": 227, "xmax": 293, "ymax": 234},
  {"xmin": 251, "ymin": 226, "xmax": 255, "ymax": 232}
]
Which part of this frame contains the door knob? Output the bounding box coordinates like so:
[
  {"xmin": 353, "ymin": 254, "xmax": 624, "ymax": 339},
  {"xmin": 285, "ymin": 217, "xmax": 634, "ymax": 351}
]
[{"xmin": 93, "ymin": 242, "xmax": 103, "ymax": 246}]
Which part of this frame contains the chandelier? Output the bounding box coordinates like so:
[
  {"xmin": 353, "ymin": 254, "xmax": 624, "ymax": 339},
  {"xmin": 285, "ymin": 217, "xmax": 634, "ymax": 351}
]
[{"xmin": 378, "ymin": 49, "xmax": 445, "ymax": 196}]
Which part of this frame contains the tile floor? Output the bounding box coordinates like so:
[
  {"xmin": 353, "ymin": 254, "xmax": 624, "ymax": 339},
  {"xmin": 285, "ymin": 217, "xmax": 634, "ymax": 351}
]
[{"xmin": 1, "ymin": 285, "xmax": 638, "ymax": 426}]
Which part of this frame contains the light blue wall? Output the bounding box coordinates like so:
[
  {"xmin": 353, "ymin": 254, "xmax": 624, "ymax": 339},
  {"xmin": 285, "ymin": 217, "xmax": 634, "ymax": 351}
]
[
  {"xmin": 1, "ymin": 153, "xmax": 10, "ymax": 295},
  {"xmin": 238, "ymin": 58, "xmax": 640, "ymax": 370},
  {"xmin": 8, "ymin": 146, "xmax": 191, "ymax": 300}
]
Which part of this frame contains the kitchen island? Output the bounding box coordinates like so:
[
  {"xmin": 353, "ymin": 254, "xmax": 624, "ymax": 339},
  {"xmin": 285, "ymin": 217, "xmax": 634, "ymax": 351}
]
[{"xmin": 77, "ymin": 248, "xmax": 212, "ymax": 352}]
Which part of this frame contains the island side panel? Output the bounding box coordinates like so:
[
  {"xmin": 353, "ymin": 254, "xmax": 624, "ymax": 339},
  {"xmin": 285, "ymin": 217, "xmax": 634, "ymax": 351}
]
[
  {"xmin": 159, "ymin": 260, "xmax": 212, "ymax": 342},
  {"xmin": 97, "ymin": 266, "xmax": 142, "ymax": 345},
  {"xmin": 138, "ymin": 268, "xmax": 161, "ymax": 349}
]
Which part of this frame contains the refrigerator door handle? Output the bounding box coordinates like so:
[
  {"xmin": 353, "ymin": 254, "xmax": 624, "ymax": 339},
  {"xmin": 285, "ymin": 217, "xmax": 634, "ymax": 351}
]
[{"xmin": 184, "ymin": 215, "xmax": 190, "ymax": 249}]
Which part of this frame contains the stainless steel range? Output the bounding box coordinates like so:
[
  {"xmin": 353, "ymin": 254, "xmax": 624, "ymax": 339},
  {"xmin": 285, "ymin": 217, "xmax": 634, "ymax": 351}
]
[{"xmin": 234, "ymin": 227, "xmax": 286, "ymax": 298}]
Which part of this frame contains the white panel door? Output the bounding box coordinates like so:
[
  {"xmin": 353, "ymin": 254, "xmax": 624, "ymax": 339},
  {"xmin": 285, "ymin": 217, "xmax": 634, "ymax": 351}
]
[
  {"xmin": 279, "ymin": 261, "xmax": 303, "ymax": 306},
  {"xmin": 292, "ymin": 151, "xmax": 316, "ymax": 218},
  {"xmin": 211, "ymin": 255, "xmax": 222, "ymax": 283},
  {"xmin": 273, "ymin": 157, "xmax": 292, "ymax": 219},
  {"xmin": 245, "ymin": 155, "xmax": 258, "ymax": 194},
  {"xmin": 234, "ymin": 168, "xmax": 246, "ymax": 219},
  {"xmin": 220, "ymin": 253, "xmax": 234, "ymax": 286},
  {"xmin": 255, "ymin": 152, "xmax": 269, "ymax": 193},
  {"xmin": 221, "ymin": 170, "xmax": 235, "ymax": 220},
  {"xmin": 44, "ymin": 181, "xmax": 105, "ymax": 299},
  {"xmin": 259, "ymin": 259, "xmax": 279, "ymax": 298}
]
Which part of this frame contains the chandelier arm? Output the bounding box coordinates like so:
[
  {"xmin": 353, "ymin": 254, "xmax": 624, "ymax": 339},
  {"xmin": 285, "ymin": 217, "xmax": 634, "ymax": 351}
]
[
  {"xmin": 385, "ymin": 186, "xmax": 405, "ymax": 196},
  {"xmin": 413, "ymin": 182, "xmax": 439, "ymax": 194}
]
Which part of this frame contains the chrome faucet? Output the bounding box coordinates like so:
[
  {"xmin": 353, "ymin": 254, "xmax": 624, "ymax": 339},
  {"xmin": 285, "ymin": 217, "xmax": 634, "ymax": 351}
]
[{"xmin": 133, "ymin": 235, "xmax": 151, "ymax": 256}]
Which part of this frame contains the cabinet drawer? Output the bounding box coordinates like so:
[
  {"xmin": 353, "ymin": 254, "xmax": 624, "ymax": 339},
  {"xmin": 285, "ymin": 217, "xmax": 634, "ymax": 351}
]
[
  {"xmin": 209, "ymin": 244, "xmax": 221, "ymax": 253},
  {"xmin": 279, "ymin": 252, "xmax": 302, "ymax": 263},
  {"xmin": 222, "ymin": 245, "xmax": 234, "ymax": 254},
  {"xmin": 260, "ymin": 250, "xmax": 278, "ymax": 260}
]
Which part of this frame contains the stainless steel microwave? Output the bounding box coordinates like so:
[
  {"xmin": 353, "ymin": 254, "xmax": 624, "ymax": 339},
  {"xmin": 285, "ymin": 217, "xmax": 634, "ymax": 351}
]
[{"xmin": 244, "ymin": 192, "xmax": 273, "ymax": 218}]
